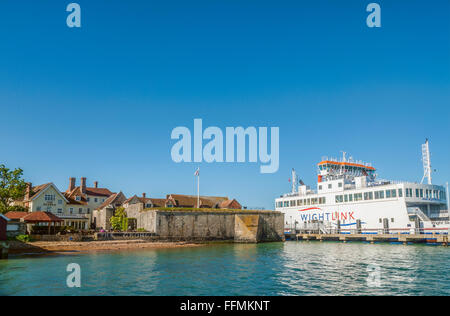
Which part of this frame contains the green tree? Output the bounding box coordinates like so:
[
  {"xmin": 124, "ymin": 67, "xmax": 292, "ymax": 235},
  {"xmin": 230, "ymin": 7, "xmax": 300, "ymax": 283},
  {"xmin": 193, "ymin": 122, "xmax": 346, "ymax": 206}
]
[
  {"xmin": 110, "ymin": 207, "xmax": 128, "ymax": 231},
  {"xmin": 0, "ymin": 164, "xmax": 27, "ymax": 214}
]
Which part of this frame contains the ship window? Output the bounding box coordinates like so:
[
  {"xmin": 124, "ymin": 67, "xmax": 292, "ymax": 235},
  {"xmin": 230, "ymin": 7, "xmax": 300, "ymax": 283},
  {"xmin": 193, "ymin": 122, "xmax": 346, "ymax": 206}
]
[
  {"xmin": 375, "ymin": 191, "xmax": 380, "ymax": 199},
  {"xmin": 344, "ymin": 195, "xmax": 348, "ymax": 202},
  {"xmin": 379, "ymin": 218, "xmax": 382, "ymax": 223},
  {"xmin": 391, "ymin": 218, "xmax": 394, "ymax": 223},
  {"xmin": 348, "ymin": 194, "xmax": 353, "ymax": 202},
  {"xmin": 290, "ymin": 200, "xmax": 295, "ymax": 207},
  {"xmin": 398, "ymin": 189, "xmax": 403, "ymax": 197},
  {"xmin": 338, "ymin": 182, "xmax": 343, "ymax": 188},
  {"xmin": 297, "ymin": 199, "xmax": 302, "ymax": 206},
  {"xmin": 328, "ymin": 184, "xmax": 332, "ymax": 189},
  {"xmin": 391, "ymin": 190, "xmax": 396, "ymax": 198},
  {"xmin": 386, "ymin": 190, "xmax": 391, "ymax": 198},
  {"xmin": 420, "ymin": 189, "xmax": 423, "ymax": 198},
  {"xmin": 415, "ymin": 189, "xmax": 419, "ymax": 197},
  {"xmin": 307, "ymin": 199, "xmax": 311, "ymax": 205},
  {"xmin": 319, "ymin": 185, "xmax": 322, "ymax": 190}
]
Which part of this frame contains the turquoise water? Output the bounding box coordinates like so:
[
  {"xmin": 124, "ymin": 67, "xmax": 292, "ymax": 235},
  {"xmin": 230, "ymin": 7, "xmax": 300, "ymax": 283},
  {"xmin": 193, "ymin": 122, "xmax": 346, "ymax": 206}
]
[{"xmin": 0, "ymin": 242, "xmax": 449, "ymax": 296}]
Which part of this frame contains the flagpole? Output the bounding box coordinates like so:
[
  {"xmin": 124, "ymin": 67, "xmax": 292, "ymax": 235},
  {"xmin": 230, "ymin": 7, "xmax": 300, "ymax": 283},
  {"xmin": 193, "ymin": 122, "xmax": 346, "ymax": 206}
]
[{"xmin": 197, "ymin": 172, "xmax": 200, "ymax": 208}]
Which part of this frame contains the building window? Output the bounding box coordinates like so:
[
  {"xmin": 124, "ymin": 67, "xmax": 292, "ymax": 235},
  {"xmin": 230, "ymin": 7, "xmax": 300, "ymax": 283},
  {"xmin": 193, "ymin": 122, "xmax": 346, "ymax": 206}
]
[
  {"xmin": 70, "ymin": 208, "xmax": 73, "ymax": 214},
  {"xmin": 319, "ymin": 185, "xmax": 322, "ymax": 190},
  {"xmin": 391, "ymin": 218, "xmax": 394, "ymax": 223},
  {"xmin": 57, "ymin": 208, "xmax": 63, "ymax": 214},
  {"xmin": 76, "ymin": 196, "xmax": 81, "ymax": 201},
  {"xmin": 37, "ymin": 206, "xmax": 41, "ymax": 211},
  {"xmin": 87, "ymin": 197, "xmax": 90, "ymax": 202},
  {"xmin": 79, "ymin": 208, "xmax": 83, "ymax": 214},
  {"xmin": 45, "ymin": 195, "xmax": 55, "ymax": 201},
  {"xmin": 87, "ymin": 208, "xmax": 90, "ymax": 214},
  {"xmin": 58, "ymin": 200, "xmax": 62, "ymax": 205},
  {"xmin": 94, "ymin": 198, "xmax": 98, "ymax": 202}
]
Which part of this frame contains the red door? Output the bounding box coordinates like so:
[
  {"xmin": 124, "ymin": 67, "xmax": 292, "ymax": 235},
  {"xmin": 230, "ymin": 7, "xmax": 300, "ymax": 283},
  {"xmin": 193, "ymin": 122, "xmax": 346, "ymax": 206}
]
[{"xmin": 0, "ymin": 217, "xmax": 7, "ymax": 241}]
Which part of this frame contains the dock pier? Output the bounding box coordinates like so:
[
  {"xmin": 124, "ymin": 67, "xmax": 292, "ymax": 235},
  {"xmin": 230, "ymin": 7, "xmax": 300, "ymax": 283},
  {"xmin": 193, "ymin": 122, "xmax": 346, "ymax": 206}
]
[
  {"xmin": 0, "ymin": 242, "xmax": 9, "ymax": 259},
  {"xmin": 286, "ymin": 233, "xmax": 448, "ymax": 246}
]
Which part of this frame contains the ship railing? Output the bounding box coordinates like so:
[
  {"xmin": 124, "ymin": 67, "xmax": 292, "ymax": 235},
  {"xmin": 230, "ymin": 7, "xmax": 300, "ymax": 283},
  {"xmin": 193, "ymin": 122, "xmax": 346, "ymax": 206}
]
[{"xmin": 407, "ymin": 207, "xmax": 431, "ymax": 222}]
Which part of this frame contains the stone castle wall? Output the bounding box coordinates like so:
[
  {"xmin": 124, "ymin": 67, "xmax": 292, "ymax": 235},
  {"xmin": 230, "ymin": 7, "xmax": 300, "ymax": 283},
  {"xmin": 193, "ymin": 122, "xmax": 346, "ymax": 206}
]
[{"xmin": 128, "ymin": 208, "xmax": 284, "ymax": 243}]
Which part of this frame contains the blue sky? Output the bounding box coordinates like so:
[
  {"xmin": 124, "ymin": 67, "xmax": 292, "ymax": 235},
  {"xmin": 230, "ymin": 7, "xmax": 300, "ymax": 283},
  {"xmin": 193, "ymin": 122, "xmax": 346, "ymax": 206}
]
[{"xmin": 0, "ymin": 0, "xmax": 449, "ymax": 209}]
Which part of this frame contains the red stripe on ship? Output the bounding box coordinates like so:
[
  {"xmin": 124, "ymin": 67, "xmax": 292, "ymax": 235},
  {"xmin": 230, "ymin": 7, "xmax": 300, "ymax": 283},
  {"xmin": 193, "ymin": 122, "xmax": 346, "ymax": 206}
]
[{"xmin": 298, "ymin": 207, "xmax": 321, "ymax": 212}]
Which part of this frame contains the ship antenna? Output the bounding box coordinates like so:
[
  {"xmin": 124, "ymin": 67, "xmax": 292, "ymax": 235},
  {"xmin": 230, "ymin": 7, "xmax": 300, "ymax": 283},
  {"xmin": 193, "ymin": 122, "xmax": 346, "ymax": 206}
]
[
  {"xmin": 421, "ymin": 139, "xmax": 432, "ymax": 185},
  {"xmin": 291, "ymin": 168, "xmax": 297, "ymax": 194}
]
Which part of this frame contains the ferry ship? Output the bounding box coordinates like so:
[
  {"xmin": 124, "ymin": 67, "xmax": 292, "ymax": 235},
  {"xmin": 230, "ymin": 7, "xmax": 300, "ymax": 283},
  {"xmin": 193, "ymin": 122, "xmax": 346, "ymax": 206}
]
[{"xmin": 275, "ymin": 140, "xmax": 449, "ymax": 235}]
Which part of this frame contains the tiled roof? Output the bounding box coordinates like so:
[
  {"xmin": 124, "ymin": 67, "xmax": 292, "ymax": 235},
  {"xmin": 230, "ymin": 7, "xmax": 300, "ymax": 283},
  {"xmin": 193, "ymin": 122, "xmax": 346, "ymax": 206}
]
[
  {"xmin": 29, "ymin": 183, "xmax": 52, "ymax": 200},
  {"xmin": 123, "ymin": 195, "xmax": 139, "ymax": 205},
  {"xmin": 4, "ymin": 211, "xmax": 29, "ymax": 220},
  {"xmin": 85, "ymin": 187, "xmax": 113, "ymax": 197},
  {"xmin": 63, "ymin": 193, "xmax": 87, "ymax": 205},
  {"xmin": 23, "ymin": 211, "xmax": 63, "ymax": 223},
  {"xmin": 219, "ymin": 199, "xmax": 242, "ymax": 209},
  {"xmin": 96, "ymin": 192, "xmax": 126, "ymax": 210},
  {"xmin": 147, "ymin": 198, "xmax": 166, "ymax": 207},
  {"xmin": 66, "ymin": 186, "xmax": 113, "ymax": 198},
  {"xmin": 166, "ymin": 194, "xmax": 228, "ymax": 208}
]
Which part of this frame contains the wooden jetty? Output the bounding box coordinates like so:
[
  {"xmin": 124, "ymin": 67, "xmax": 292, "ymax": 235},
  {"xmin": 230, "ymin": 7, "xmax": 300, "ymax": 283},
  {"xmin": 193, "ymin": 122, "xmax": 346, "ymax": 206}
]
[{"xmin": 286, "ymin": 233, "xmax": 448, "ymax": 246}]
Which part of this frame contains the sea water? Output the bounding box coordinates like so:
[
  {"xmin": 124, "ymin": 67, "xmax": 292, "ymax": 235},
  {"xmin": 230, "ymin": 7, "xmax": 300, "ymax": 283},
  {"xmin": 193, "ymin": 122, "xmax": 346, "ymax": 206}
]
[{"xmin": 0, "ymin": 242, "xmax": 449, "ymax": 296}]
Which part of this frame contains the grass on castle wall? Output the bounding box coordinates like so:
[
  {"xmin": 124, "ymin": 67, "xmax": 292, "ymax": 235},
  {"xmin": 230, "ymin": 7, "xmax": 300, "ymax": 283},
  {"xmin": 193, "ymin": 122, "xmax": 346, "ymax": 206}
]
[{"xmin": 140, "ymin": 207, "xmax": 277, "ymax": 214}]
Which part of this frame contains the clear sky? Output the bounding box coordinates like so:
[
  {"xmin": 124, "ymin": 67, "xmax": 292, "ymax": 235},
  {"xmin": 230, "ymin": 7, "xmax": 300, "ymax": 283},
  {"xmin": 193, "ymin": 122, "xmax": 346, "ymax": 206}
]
[{"xmin": 0, "ymin": 0, "xmax": 449, "ymax": 209}]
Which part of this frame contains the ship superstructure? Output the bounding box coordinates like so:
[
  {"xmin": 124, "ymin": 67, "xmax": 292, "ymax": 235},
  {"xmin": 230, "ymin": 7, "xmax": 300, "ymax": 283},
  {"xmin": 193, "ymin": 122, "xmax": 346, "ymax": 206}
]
[{"xmin": 275, "ymin": 140, "xmax": 449, "ymax": 234}]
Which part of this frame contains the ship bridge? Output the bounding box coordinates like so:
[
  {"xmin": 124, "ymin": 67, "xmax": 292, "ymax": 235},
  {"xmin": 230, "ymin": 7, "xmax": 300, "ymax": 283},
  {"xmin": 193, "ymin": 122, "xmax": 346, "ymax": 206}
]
[{"xmin": 317, "ymin": 155, "xmax": 376, "ymax": 183}]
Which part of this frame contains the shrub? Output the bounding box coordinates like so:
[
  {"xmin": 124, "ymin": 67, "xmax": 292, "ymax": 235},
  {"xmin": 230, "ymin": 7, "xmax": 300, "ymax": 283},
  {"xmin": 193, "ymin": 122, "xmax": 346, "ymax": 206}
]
[{"xmin": 15, "ymin": 235, "xmax": 32, "ymax": 242}]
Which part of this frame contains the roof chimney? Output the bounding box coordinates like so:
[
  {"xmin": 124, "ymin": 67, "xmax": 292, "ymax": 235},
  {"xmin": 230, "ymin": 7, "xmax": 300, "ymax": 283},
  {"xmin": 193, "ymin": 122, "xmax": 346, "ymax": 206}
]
[
  {"xmin": 25, "ymin": 182, "xmax": 32, "ymax": 200},
  {"xmin": 80, "ymin": 177, "xmax": 87, "ymax": 194},
  {"xmin": 94, "ymin": 181, "xmax": 98, "ymax": 188},
  {"xmin": 142, "ymin": 193, "xmax": 146, "ymax": 199},
  {"xmin": 68, "ymin": 177, "xmax": 76, "ymax": 192}
]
